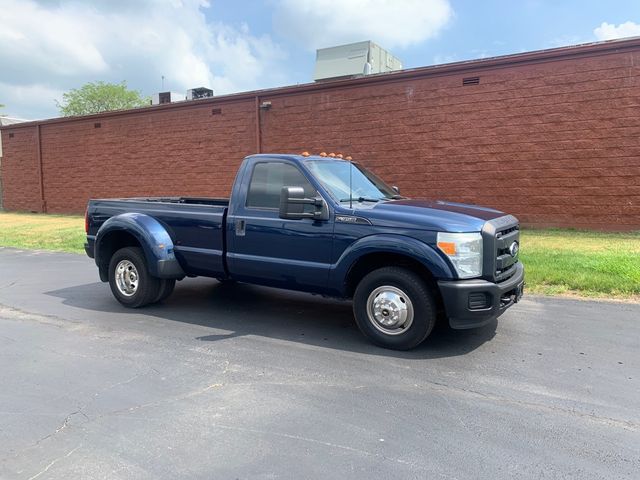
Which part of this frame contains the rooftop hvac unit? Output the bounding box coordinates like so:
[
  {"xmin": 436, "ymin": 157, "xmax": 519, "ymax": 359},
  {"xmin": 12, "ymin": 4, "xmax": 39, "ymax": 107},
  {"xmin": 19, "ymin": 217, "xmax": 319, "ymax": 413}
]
[
  {"xmin": 314, "ymin": 41, "xmax": 402, "ymax": 81},
  {"xmin": 152, "ymin": 91, "xmax": 175, "ymax": 105},
  {"xmin": 186, "ymin": 87, "xmax": 214, "ymax": 100}
]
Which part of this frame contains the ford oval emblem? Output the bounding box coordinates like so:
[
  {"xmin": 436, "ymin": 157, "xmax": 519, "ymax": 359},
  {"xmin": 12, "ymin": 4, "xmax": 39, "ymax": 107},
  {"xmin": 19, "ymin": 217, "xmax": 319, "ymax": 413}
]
[{"xmin": 509, "ymin": 241, "xmax": 519, "ymax": 257}]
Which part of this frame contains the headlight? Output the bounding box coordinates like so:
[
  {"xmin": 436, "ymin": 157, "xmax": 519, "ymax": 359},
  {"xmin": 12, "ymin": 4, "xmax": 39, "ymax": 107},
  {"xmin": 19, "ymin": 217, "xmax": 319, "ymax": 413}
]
[{"xmin": 437, "ymin": 232, "xmax": 483, "ymax": 279}]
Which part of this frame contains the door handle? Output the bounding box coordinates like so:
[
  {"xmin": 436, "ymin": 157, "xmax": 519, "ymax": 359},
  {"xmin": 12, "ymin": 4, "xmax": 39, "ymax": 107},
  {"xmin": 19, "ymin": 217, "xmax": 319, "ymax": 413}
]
[{"xmin": 235, "ymin": 219, "xmax": 246, "ymax": 236}]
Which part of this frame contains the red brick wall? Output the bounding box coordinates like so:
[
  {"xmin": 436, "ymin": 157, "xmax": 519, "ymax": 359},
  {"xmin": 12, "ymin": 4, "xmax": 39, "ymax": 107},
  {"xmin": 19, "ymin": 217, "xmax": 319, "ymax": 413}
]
[
  {"xmin": 37, "ymin": 99, "xmax": 257, "ymax": 212},
  {"xmin": 2, "ymin": 41, "xmax": 639, "ymax": 230},
  {"xmin": 1, "ymin": 126, "xmax": 42, "ymax": 212}
]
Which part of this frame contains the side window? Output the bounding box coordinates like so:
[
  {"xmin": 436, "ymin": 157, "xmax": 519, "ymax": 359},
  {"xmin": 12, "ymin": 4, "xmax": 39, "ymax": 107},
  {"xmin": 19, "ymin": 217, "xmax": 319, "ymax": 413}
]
[{"xmin": 246, "ymin": 162, "xmax": 316, "ymax": 209}]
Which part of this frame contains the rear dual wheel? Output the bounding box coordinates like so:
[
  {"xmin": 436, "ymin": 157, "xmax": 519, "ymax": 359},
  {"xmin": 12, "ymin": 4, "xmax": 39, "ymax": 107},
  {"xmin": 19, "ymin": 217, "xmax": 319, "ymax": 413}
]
[{"xmin": 108, "ymin": 247, "xmax": 175, "ymax": 308}]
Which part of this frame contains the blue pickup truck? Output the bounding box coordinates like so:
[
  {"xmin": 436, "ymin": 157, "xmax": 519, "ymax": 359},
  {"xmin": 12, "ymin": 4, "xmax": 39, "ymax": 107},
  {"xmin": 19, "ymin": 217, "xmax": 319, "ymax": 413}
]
[{"xmin": 85, "ymin": 153, "xmax": 524, "ymax": 350}]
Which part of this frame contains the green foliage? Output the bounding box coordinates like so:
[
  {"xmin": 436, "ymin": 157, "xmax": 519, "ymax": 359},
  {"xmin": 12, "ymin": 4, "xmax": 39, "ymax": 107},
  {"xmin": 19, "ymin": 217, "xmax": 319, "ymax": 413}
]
[
  {"xmin": 56, "ymin": 81, "xmax": 149, "ymax": 117},
  {"xmin": 0, "ymin": 212, "xmax": 85, "ymax": 254},
  {"xmin": 520, "ymin": 229, "xmax": 640, "ymax": 299}
]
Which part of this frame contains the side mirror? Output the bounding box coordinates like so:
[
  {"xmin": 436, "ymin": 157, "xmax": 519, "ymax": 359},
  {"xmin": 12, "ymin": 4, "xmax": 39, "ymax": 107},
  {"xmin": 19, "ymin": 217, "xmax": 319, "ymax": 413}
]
[
  {"xmin": 392, "ymin": 185, "xmax": 400, "ymax": 194},
  {"xmin": 279, "ymin": 186, "xmax": 327, "ymax": 220}
]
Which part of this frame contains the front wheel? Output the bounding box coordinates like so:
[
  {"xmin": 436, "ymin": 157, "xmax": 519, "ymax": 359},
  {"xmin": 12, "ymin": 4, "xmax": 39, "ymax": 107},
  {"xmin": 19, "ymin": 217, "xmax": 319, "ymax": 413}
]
[
  {"xmin": 353, "ymin": 267, "xmax": 436, "ymax": 350},
  {"xmin": 108, "ymin": 247, "xmax": 161, "ymax": 308}
]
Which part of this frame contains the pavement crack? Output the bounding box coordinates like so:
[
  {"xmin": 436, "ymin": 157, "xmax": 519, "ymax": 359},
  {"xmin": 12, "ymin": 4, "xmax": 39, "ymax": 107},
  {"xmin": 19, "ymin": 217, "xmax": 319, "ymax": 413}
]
[
  {"xmin": 27, "ymin": 444, "xmax": 81, "ymax": 480},
  {"xmin": 107, "ymin": 382, "xmax": 225, "ymax": 416},
  {"xmin": 0, "ymin": 303, "xmax": 80, "ymax": 329},
  {"xmin": 439, "ymin": 389, "xmax": 475, "ymax": 436},
  {"xmin": 206, "ymin": 423, "xmax": 419, "ymax": 468},
  {"xmin": 0, "ymin": 281, "xmax": 17, "ymax": 290},
  {"xmin": 103, "ymin": 372, "xmax": 145, "ymax": 391},
  {"xmin": 417, "ymin": 379, "xmax": 639, "ymax": 432},
  {"xmin": 32, "ymin": 410, "xmax": 88, "ymax": 447}
]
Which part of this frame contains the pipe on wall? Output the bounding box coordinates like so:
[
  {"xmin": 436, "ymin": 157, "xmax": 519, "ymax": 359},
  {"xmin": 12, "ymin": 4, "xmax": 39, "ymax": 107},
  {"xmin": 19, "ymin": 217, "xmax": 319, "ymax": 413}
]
[
  {"xmin": 36, "ymin": 125, "xmax": 46, "ymax": 213},
  {"xmin": 254, "ymin": 95, "xmax": 261, "ymax": 154}
]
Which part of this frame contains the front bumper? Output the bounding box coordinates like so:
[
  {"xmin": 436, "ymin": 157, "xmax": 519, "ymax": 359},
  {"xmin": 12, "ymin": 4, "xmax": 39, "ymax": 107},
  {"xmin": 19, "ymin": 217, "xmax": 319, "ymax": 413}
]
[{"xmin": 438, "ymin": 262, "xmax": 525, "ymax": 329}]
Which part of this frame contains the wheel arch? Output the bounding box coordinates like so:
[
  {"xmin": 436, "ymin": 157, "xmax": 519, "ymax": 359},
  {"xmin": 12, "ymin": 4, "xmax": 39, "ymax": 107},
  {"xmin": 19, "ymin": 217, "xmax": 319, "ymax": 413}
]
[
  {"xmin": 345, "ymin": 252, "xmax": 438, "ymax": 296},
  {"xmin": 95, "ymin": 213, "xmax": 183, "ymax": 281},
  {"xmin": 333, "ymin": 234, "xmax": 453, "ymax": 304}
]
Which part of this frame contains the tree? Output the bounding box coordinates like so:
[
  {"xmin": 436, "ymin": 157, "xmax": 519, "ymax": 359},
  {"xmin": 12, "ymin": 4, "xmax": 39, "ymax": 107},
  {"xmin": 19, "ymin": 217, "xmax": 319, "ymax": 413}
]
[{"xmin": 56, "ymin": 81, "xmax": 149, "ymax": 116}]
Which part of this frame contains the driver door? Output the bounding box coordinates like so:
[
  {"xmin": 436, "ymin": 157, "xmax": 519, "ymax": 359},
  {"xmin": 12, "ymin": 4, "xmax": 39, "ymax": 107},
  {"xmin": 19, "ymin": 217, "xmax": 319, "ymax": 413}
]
[{"xmin": 226, "ymin": 159, "xmax": 335, "ymax": 293}]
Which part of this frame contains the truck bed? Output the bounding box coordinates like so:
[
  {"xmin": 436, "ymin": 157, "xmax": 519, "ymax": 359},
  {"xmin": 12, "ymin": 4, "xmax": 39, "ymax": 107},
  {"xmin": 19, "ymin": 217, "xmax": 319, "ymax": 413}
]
[{"xmin": 87, "ymin": 197, "xmax": 229, "ymax": 278}]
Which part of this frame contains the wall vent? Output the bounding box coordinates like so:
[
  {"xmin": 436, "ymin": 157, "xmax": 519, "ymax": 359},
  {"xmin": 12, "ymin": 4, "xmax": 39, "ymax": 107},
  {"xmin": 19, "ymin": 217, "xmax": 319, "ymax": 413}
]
[
  {"xmin": 94, "ymin": 122, "xmax": 101, "ymax": 128},
  {"xmin": 462, "ymin": 76, "xmax": 480, "ymax": 86},
  {"xmin": 211, "ymin": 108, "xmax": 222, "ymax": 115}
]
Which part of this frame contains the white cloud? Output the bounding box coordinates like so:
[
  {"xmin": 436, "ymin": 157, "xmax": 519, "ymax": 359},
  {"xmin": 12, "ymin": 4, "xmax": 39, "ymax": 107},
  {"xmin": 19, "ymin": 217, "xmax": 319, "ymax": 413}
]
[
  {"xmin": 0, "ymin": 83, "xmax": 65, "ymax": 120},
  {"xmin": 0, "ymin": 0, "xmax": 288, "ymax": 119},
  {"xmin": 594, "ymin": 21, "xmax": 640, "ymax": 41},
  {"xmin": 274, "ymin": 0, "xmax": 453, "ymax": 50}
]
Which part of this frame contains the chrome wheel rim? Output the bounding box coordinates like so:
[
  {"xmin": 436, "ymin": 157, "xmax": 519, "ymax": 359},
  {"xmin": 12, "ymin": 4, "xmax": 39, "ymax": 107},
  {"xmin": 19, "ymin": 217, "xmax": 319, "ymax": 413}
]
[
  {"xmin": 115, "ymin": 260, "xmax": 139, "ymax": 297},
  {"xmin": 366, "ymin": 286, "xmax": 414, "ymax": 335}
]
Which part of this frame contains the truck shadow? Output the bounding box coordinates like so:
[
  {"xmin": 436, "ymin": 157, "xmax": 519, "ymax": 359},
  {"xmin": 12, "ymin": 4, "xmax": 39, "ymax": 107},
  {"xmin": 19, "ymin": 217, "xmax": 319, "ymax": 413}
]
[{"xmin": 46, "ymin": 277, "xmax": 497, "ymax": 359}]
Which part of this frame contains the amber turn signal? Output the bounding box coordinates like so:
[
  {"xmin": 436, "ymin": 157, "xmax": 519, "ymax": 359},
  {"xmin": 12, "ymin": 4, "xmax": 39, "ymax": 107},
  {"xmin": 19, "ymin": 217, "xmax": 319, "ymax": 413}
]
[{"xmin": 437, "ymin": 241, "xmax": 457, "ymax": 255}]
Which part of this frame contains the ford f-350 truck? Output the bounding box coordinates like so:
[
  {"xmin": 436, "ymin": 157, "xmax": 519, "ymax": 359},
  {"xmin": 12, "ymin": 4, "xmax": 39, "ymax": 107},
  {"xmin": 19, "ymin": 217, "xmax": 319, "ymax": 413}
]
[{"xmin": 85, "ymin": 153, "xmax": 524, "ymax": 350}]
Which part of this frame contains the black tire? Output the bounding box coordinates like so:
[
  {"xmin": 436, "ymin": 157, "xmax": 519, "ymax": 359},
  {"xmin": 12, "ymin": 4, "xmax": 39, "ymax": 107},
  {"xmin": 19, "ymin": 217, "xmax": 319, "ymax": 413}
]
[
  {"xmin": 153, "ymin": 279, "xmax": 176, "ymax": 303},
  {"xmin": 108, "ymin": 247, "xmax": 161, "ymax": 308},
  {"xmin": 353, "ymin": 267, "xmax": 436, "ymax": 350}
]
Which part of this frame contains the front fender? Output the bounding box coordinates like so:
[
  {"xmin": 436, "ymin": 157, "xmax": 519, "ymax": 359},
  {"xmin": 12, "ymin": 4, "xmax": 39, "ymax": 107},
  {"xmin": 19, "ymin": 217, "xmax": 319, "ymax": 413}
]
[
  {"xmin": 329, "ymin": 234, "xmax": 455, "ymax": 296},
  {"xmin": 95, "ymin": 213, "xmax": 184, "ymax": 279}
]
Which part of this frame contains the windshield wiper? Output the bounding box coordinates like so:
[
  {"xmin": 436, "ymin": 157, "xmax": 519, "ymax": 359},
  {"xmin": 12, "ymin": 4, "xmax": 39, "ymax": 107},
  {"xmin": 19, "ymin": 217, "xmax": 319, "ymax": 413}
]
[{"xmin": 339, "ymin": 197, "xmax": 381, "ymax": 203}]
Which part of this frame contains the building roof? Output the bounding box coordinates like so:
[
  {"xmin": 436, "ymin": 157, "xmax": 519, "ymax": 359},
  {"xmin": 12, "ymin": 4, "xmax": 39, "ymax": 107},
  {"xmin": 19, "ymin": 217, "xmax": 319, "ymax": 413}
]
[
  {"xmin": 0, "ymin": 116, "xmax": 28, "ymax": 126},
  {"xmin": 2, "ymin": 35, "xmax": 640, "ymax": 131}
]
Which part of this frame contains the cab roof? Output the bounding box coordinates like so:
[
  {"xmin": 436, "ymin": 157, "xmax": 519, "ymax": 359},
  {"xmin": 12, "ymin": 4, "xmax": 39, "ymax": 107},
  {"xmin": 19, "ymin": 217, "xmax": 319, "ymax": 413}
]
[{"xmin": 246, "ymin": 153, "xmax": 351, "ymax": 163}]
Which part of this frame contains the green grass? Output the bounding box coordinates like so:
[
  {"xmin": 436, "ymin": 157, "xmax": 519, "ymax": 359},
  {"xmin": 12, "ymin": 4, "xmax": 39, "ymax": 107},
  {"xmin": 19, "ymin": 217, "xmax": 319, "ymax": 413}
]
[
  {"xmin": 1, "ymin": 212, "xmax": 638, "ymax": 300},
  {"xmin": 520, "ymin": 229, "xmax": 640, "ymax": 300},
  {"xmin": 0, "ymin": 212, "xmax": 85, "ymax": 254}
]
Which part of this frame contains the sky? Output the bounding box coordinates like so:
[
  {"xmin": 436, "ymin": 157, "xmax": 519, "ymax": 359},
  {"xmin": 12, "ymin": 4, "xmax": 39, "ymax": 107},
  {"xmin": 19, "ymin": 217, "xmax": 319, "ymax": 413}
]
[{"xmin": 1, "ymin": 0, "xmax": 639, "ymax": 120}]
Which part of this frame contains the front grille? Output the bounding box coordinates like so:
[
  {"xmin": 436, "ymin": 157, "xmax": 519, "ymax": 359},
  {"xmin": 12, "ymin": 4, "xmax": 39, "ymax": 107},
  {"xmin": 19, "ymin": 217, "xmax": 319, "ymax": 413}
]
[
  {"xmin": 482, "ymin": 215, "xmax": 520, "ymax": 283},
  {"xmin": 498, "ymin": 225, "xmax": 518, "ymax": 236},
  {"xmin": 495, "ymin": 224, "xmax": 519, "ymax": 281}
]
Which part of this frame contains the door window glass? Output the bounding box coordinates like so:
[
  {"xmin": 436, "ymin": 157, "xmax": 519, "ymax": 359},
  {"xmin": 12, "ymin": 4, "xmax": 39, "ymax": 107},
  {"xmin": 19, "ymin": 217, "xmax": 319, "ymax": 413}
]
[{"xmin": 246, "ymin": 162, "xmax": 315, "ymax": 209}]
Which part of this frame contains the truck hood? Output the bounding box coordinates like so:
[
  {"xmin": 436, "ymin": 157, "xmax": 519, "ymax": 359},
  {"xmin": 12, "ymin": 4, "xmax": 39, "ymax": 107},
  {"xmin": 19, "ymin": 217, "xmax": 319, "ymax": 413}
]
[{"xmin": 352, "ymin": 199, "xmax": 506, "ymax": 232}]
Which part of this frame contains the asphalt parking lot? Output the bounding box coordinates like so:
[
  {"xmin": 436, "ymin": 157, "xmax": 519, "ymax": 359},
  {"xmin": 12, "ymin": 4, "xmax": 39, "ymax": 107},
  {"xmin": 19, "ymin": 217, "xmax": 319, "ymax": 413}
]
[{"xmin": 0, "ymin": 247, "xmax": 638, "ymax": 479}]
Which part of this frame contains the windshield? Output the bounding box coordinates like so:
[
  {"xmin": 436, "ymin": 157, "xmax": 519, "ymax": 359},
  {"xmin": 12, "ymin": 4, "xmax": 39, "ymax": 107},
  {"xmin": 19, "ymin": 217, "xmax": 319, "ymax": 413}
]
[{"xmin": 305, "ymin": 160, "xmax": 398, "ymax": 202}]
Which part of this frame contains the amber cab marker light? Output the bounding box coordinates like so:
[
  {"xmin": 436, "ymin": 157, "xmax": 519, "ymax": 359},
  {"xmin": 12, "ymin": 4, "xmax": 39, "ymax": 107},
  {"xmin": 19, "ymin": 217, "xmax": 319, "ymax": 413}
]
[
  {"xmin": 328, "ymin": 152, "xmax": 336, "ymax": 157},
  {"xmin": 345, "ymin": 156, "xmax": 353, "ymax": 161},
  {"xmin": 336, "ymin": 153, "xmax": 344, "ymax": 158},
  {"xmin": 437, "ymin": 241, "xmax": 457, "ymax": 256},
  {"xmin": 301, "ymin": 151, "xmax": 310, "ymax": 157},
  {"xmin": 319, "ymin": 152, "xmax": 327, "ymax": 157}
]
